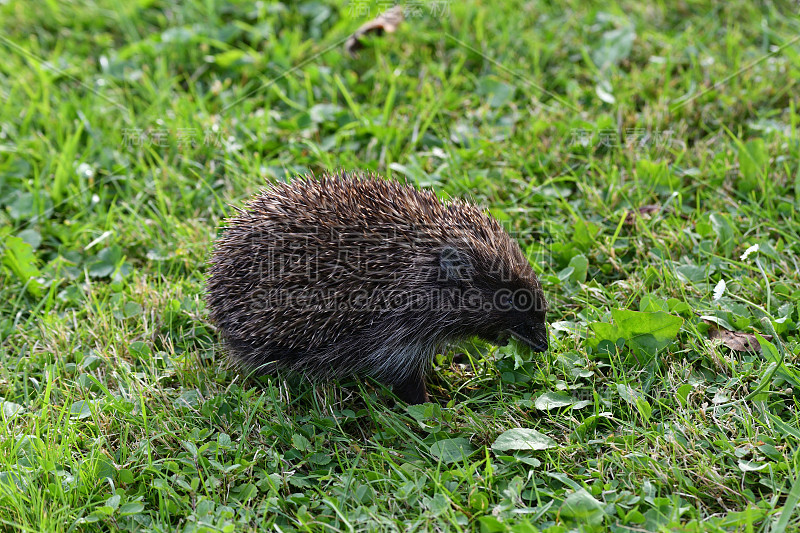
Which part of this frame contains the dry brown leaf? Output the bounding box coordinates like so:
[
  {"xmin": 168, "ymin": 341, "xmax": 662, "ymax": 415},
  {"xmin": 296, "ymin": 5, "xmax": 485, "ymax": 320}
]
[
  {"xmin": 624, "ymin": 204, "xmax": 661, "ymax": 225},
  {"xmin": 638, "ymin": 204, "xmax": 661, "ymax": 216},
  {"xmin": 345, "ymin": 6, "xmax": 404, "ymax": 56},
  {"xmin": 706, "ymin": 324, "xmax": 772, "ymax": 352}
]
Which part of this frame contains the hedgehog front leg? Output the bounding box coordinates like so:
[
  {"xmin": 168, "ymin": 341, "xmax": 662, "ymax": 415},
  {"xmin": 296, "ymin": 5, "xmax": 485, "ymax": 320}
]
[{"xmin": 393, "ymin": 374, "xmax": 429, "ymax": 404}]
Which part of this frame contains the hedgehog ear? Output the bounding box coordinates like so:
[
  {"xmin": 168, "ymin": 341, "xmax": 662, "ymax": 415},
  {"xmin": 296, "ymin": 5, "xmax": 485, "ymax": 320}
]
[{"xmin": 438, "ymin": 246, "xmax": 471, "ymax": 282}]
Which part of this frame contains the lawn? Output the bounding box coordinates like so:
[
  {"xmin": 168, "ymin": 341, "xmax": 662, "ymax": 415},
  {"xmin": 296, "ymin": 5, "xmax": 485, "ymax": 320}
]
[{"xmin": 1, "ymin": 0, "xmax": 799, "ymax": 531}]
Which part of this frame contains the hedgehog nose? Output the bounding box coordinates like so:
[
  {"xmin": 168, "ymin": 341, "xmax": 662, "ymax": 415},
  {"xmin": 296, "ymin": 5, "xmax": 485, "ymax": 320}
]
[
  {"xmin": 529, "ymin": 338, "xmax": 549, "ymax": 352},
  {"xmin": 507, "ymin": 323, "xmax": 548, "ymax": 353},
  {"xmin": 524, "ymin": 337, "xmax": 548, "ymax": 353}
]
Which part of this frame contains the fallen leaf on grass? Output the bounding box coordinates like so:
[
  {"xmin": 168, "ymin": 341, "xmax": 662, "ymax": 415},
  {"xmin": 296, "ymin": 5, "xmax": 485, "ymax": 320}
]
[
  {"xmin": 345, "ymin": 6, "xmax": 404, "ymax": 56},
  {"xmin": 624, "ymin": 204, "xmax": 661, "ymax": 225},
  {"xmin": 706, "ymin": 323, "xmax": 772, "ymax": 352}
]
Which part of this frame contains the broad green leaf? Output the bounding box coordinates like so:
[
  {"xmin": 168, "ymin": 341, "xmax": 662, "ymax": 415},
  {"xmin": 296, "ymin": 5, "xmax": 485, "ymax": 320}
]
[
  {"xmin": 7, "ymin": 191, "xmax": 34, "ymax": 221},
  {"xmin": 83, "ymin": 456, "xmax": 115, "ymax": 483},
  {"xmin": 69, "ymin": 400, "xmax": 93, "ymax": 419},
  {"xmin": 118, "ymin": 469, "xmax": 135, "ymax": 484},
  {"xmin": 0, "ymin": 401, "xmax": 24, "ymax": 419},
  {"xmin": 469, "ymin": 492, "xmax": 490, "ymax": 512},
  {"xmin": 430, "ymin": 438, "xmax": 475, "ymax": 464},
  {"xmin": 17, "ymin": 229, "xmax": 41, "ymax": 250},
  {"xmin": 173, "ymin": 390, "xmax": 201, "ymax": 409},
  {"xmin": 88, "ymin": 246, "xmax": 124, "ymax": 279},
  {"xmin": 122, "ymin": 301, "xmax": 143, "ymax": 318},
  {"xmin": 478, "ymin": 516, "xmax": 506, "ymax": 532},
  {"xmin": 0, "ymin": 471, "xmax": 25, "ymax": 490},
  {"xmin": 535, "ymin": 392, "xmax": 576, "ymax": 410},
  {"xmin": 616, "ymin": 384, "xmax": 641, "ymax": 405},
  {"xmin": 624, "ymin": 509, "xmax": 647, "ymax": 525},
  {"xmin": 572, "ymin": 219, "xmax": 601, "ymax": 251},
  {"xmin": 676, "ymin": 383, "xmax": 693, "ymax": 407},
  {"xmin": 639, "ymin": 295, "xmax": 668, "ymax": 312},
  {"xmin": 181, "ymin": 440, "xmax": 197, "ymax": 456},
  {"xmin": 234, "ymin": 483, "xmax": 258, "ymax": 501},
  {"xmin": 292, "ymin": 434, "xmax": 310, "ymax": 451},
  {"xmin": 477, "ymin": 78, "xmax": 515, "ymax": 108},
  {"xmin": 675, "ymin": 263, "xmax": 707, "ymax": 283},
  {"xmin": 636, "ymin": 398, "xmax": 652, "ymax": 422},
  {"xmin": 2, "ymin": 236, "xmax": 41, "ymax": 296},
  {"xmin": 568, "ymin": 254, "xmax": 588, "ymax": 283},
  {"xmin": 105, "ymin": 495, "xmax": 121, "ymax": 510},
  {"xmin": 710, "ymin": 213, "xmax": 735, "ymax": 257},
  {"xmin": 589, "ymin": 309, "xmax": 683, "ymax": 356},
  {"xmin": 491, "ymin": 428, "xmax": 557, "ymax": 452},
  {"xmin": 119, "ymin": 502, "xmax": 145, "ymax": 516},
  {"xmin": 15, "ymin": 435, "xmax": 44, "ymax": 468},
  {"xmin": 612, "ymin": 308, "xmax": 683, "ymax": 348},
  {"xmin": 720, "ymin": 508, "xmax": 768, "ymax": 529},
  {"xmin": 308, "ymin": 453, "xmax": 332, "ymax": 465},
  {"xmin": 738, "ymin": 460, "xmax": 768, "ymax": 472},
  {"xmin": 560, "ymin": 489, "xmax": 606, "ymax": 526},
  {"xmin": 756, "ymin": 334, "xmax": 781, "ymax": 363},
  {"xmin": 738, "ymin": 138, "xmax": 768, "ymax": 193}
]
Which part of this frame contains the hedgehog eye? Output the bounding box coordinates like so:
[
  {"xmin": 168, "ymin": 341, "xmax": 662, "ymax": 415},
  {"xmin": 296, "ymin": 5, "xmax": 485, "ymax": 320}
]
[
  {"xmin": 512, "ymin": 289, "xmax": 533, "ymax": 311},
  {"xmin": 499, "ymin": 293, "xmax": 511, "ymax": 309}
]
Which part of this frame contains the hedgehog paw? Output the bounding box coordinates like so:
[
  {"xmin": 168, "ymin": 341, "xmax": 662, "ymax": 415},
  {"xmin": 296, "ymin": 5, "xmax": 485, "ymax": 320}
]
[{"xmin": 393, "ymin": 376, "xmax": 429, "ymax": 405}]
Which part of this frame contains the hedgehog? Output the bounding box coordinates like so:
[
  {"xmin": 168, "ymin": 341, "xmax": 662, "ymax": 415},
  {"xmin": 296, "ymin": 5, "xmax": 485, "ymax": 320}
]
[{"xmin": 206, "ymin": 172, "xmax": 548, "ymax": 404}]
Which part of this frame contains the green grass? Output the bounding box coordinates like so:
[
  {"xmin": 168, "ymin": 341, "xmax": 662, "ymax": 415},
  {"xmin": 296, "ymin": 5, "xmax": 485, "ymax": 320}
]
[{"xmin": 1, "ymin": 0, "xmax": 800, "ymax": 531}]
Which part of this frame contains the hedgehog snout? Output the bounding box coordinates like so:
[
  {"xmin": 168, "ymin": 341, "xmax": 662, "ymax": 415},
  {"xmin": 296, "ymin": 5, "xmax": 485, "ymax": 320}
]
[{"xmin": 507, "ymin": 322, "xmax": 549, "ymax": 353}]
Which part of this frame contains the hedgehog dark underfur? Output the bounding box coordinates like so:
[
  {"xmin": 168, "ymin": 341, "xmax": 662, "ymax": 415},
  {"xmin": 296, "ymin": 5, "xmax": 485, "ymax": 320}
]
[{"xmin": 206, "ymin": 171, "xmax": 548, "ymax": 404}]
